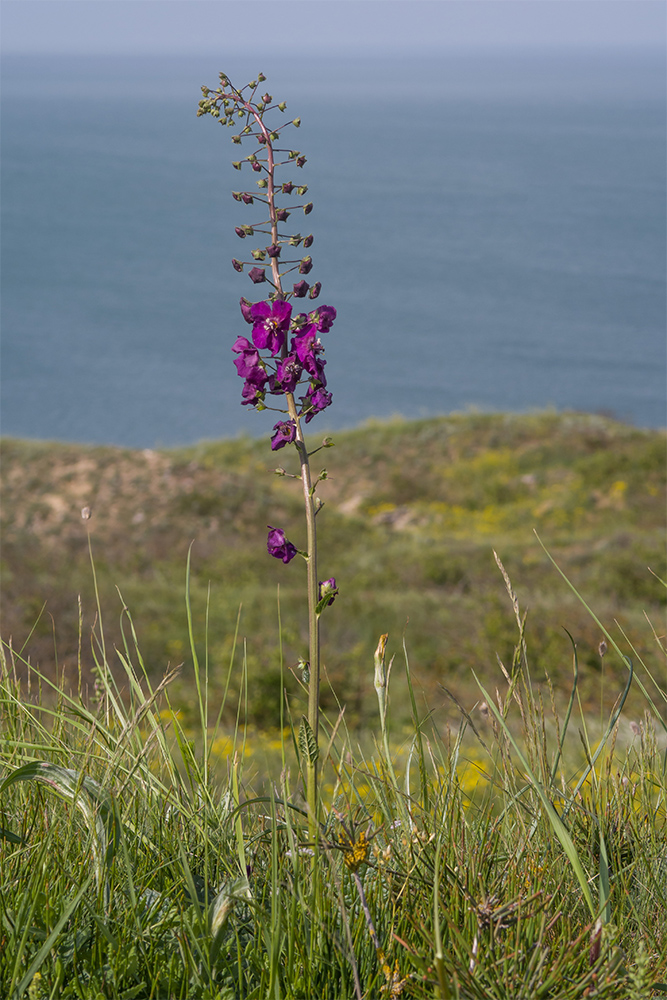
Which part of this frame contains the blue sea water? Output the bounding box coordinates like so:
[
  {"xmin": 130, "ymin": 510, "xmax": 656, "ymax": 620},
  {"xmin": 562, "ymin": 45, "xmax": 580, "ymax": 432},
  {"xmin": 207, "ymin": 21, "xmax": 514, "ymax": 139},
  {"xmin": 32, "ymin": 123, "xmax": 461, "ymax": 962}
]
[{"xmin": 1, "ymin": 50, "xmax": 665, "ymax": 447}]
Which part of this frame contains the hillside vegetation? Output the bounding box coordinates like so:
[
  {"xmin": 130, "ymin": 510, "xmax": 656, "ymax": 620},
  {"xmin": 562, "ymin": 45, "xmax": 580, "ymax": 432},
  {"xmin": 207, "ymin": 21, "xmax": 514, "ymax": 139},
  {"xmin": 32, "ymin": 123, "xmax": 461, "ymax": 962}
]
[{"xmin": 1, "ymin": 410, "xmax": 664, "ymax": 728}]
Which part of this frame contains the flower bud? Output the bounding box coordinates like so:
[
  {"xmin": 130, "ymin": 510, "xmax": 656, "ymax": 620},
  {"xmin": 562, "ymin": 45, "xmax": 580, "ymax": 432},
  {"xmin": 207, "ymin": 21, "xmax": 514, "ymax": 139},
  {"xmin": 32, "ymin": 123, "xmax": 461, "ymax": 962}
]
[
  {"xmin": 282, "ymin": 182, "xmax": 294, "ymax": 194},
  {"xmin": 288, "ymin": 234, "xmax": 303, "ymax": 247},
  {"xmin": 232, "ymin": 191, "xmax": 242, "ymax": 201},
  {"xmin": 296, "ymin": 156, "xmax": 306, "ymax": 167},
  {"xmin": 303, "ymin": 202, "xmax": 313, "ymax": 215},
  {"xmin": 316, "ymin": 578, "xmax": 339, "ymax": 613},
  {"xmin": 232, "ymin": 161, "xmax": 242, "ymax": 170},
  {"xmin": 231, "ymin": 135, "xmax": 242, "ymax": 144},
  {"xmin": 232, "ymin": 259, "xmax": 244, "ymax": 272},
  {"xmin": 299, "ymin": 256, "xmax": 313, "ymax": 274},
  {"xmin": 235, "ymin": 227, "xmax": 246, "ymax": 238},
  {"xmin": 241, "ymin": 193, "xmax": 254, "ymax": 205},
  {"xmin": 262, "ymin": 93, "xmax": 272, "ymax": 103},
  {"xmin": 276, "ymin": 208, "xmax": 290, "ymax": 222},
  {"xmin": 297, "ymin": 185, "xmax": 308, "ymax": 196},
  {"xmin": 249, "ymin": 267, "xmax": 266, "ymax": 283},
  {"xmin": 278, "ymin": 102, "xmax": 287, "ymax": 112},
  {"xmin": 251, "ymin": 161, "xmax": 262, "ymax": 172},
  {"xmin": 303, "ymin": 234, "xmax": 314, "ymax": 248},
  {"xmin": 293, "ymin": 280, "xmax": 309, "ymax": 298},
  {"xmin": 308, "ymin": 282, "xmax": 321, "ymax": 299},
  {"xmin": 292, "ymin": 118, "xmax": 301, "ymax": 127},
  {"xmin": 266, "ymin": 244, "xmax": 281, "ymax": 258},
  {"xmin": 257, "ymin": 179, "xmax": 268, "ymax": 188}
]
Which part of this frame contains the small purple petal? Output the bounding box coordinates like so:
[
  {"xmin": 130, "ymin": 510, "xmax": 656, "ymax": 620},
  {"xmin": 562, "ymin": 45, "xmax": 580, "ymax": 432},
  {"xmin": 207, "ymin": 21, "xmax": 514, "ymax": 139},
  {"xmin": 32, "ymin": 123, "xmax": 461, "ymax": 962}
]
[
  {"xmin": 249, "ymin": 267, "xmax": 266, "ymax": 284},
  {"xmin": 270, "ymin": 420, "xmax": 297, "ymax": 451},
  {"xmin": 267, "ymin": 526, "xmax": 298, "ymax": 564}
]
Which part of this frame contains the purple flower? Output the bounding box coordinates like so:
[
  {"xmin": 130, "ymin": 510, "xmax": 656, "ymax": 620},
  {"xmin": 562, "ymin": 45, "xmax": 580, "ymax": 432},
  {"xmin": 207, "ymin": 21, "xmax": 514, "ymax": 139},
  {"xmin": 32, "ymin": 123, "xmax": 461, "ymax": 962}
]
[
  {"xmin": 270, "ymin": 420, "xmax": 297, "ymax": 451},
  {"xmin": 291, "ymin": 325, "xmax": 318, "ymax": 363},
  {"xmin": 303, "ymin": 234, "xmax": 314, "ymax": 248},
  {"xmin": 251, "ymin": 300, "xmax": 292, "ymax": 355},
  {"xmin": 266, "ymin": 244, "xmax": 281, "ymax": 258},
  {"xmin": 299, "ymin": 256, "xmax": 313, "ymax": 275},
  {"xmin": 241, "ymin": 379, "xmax": 266, "ymax": 407},
  {"xmin": 232, "ymin": 259, "xmax": 244, "ymax": 272},
  {"xmin": 276, "ymin": 208, "xmax": 291, "ymax": 222},
  {"xmin": 251, "ymin": 161, "xmax": 262, "ymax": 172},
  {"xmin": 235, "ymin": 227, "xmax": 246, "ymax": 239},
  {"xmin": 239, "ymin": 297, "xmax": 254, "ymax": 324},
  {"xmin": 292, "ymin": 280, "xmax": 309, "ymax": 298},
  {"xmin": 282, "ymin": 182, "xmax": 294, "ymax": 194},
  {"xmin": 300, "ymin": 385, "xmax": 332, "ymax": 423},
  {"xmin": 270, "ymin": 354, "xmax": 302, "ymax": 394},
  {"xmin": 249, "ymin": 267, "xmax": 266, "ymax": 284},
  {"xmin": 241, "ymin": 193, "xmax": 254, "ymax": 205},
  {"xmin": 267, "ymin": 526, "xmax": 297, "ymax": 564},
  {"xmin": 231, "ymin": 335, "xmax": 262, "ymax": 378},
  {"xmin": 291, "ymin": 326, "xmax": 326, "ymax": 384},
  {"xmin": 311, "ymin": 305, "xmax": 336, "ymax": 332},
  {"xmin": 304, "ymin": 202, "xmax": 313, "ymax": 215},
  {"xmin": 308, "ymin": 282, "xmax": 321, "ymax": 300}
]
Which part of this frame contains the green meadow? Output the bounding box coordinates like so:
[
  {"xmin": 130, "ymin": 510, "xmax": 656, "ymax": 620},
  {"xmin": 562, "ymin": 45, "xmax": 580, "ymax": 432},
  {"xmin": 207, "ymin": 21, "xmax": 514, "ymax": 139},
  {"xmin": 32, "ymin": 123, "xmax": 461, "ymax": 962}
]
[{"xmin": 1, "ymin": 410, "xmax": 666, "ymax": 997}]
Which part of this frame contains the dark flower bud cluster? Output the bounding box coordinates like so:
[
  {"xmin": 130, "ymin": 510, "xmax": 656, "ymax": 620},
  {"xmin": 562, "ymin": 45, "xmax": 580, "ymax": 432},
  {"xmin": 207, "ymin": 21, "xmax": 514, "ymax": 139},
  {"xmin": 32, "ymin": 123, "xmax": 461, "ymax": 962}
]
[{"xmin": 197, "ymin": 72, "xmax": 323, "ymax": 298}]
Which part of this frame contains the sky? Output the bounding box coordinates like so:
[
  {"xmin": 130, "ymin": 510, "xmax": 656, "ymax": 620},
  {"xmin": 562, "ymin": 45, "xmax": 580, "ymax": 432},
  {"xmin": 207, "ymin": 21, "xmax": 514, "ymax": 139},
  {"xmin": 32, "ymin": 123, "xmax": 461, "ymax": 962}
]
[{"xmin": 1, "ymin": 0, "xmax": 665, "ymax": 55}]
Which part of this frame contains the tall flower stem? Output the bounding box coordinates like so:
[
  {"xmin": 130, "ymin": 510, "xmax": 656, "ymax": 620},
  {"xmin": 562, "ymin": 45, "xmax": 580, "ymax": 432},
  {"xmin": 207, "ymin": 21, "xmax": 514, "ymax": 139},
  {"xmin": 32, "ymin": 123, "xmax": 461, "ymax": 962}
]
[{"xmin": 245, "ymin": 99, "xmax": 321, "ymax": 825}]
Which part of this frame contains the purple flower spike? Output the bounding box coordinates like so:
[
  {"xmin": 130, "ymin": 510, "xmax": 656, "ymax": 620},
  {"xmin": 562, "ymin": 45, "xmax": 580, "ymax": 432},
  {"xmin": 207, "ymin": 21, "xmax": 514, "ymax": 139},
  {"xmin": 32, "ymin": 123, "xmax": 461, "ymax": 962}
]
[
  {"xmin": 293, "ymin": 280, "xmax": 309, "ymax": 298},
  {"xmin": 249, "ymin": 267, "xmax": 266, "ymax": 284},
  {"xmin": 251, "ymin": 300, "xmax": 292, "ymax": 355},
  {"xmin": 270, "ymin": 420, "xmax": 297, "ymax": 451},
  {"xmin": 267, "ymin": 526, "xmax": 298, "ymax": 564}
]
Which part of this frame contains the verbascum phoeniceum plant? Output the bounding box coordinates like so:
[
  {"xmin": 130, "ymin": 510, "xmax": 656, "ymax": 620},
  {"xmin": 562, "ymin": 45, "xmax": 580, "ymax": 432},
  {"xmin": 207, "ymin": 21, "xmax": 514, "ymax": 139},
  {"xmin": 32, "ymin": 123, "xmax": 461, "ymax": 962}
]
[{"xmin": 198, "ymin": 72, "xmax": 338, "ymax": 829}]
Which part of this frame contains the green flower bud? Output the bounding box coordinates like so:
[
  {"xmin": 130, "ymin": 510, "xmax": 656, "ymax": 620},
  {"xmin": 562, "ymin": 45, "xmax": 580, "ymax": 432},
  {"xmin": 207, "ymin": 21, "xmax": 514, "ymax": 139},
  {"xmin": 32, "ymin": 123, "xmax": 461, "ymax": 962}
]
[
  {"xmin": 232, "ymin": 161, "xmax": 242, "ymax": 170},
  {"xmin": 251, "ymin": 249, "xmax": 266, "ymax": 260},
  {"xmin": 278, "ymin": 102, "xmax": 287, "ymax": 112},
  {"xmin": 257, "ymin": 178, "xmax": 268, "ymax": 188},
  {"xmin": 292, "ymin": 118, "xmax": 301, "ymax": 127}
]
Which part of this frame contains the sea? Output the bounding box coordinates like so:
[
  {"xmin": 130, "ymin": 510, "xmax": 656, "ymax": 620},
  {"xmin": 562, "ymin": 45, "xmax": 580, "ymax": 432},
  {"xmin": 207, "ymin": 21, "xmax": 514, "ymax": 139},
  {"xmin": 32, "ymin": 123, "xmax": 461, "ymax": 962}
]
[{"xmin": 1, "ymin": 49, "xmax": 665, "ymax": 448}]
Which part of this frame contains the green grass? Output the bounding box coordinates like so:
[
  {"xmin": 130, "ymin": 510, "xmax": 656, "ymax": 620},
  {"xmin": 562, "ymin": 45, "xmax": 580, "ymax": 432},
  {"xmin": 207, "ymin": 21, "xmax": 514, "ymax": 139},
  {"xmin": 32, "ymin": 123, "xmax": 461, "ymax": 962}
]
[
  {"xmin": 1, "ymin": 411, "xmax": 665, "ymax": 729},
  {"xmin": 1, "ymin": 545, "xmax": 666, "ymax": 997}
]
